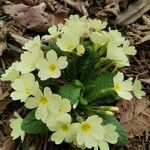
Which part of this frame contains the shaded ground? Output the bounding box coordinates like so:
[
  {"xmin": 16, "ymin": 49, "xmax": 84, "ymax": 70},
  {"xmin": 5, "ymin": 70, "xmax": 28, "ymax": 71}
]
[{"xmin": 0, "ymin": 0, "xmax": 150, "ymax": 150}]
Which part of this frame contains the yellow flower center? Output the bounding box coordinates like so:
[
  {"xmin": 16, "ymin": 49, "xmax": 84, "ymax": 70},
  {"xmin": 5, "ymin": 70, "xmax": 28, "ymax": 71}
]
[
  {"xmin": 67, "ymin": 43, "xmax": 74, "ymax": 51},
  {"xmin": 81, "ymin": 122, "xmax": 91, "ymax": 133},
  {"xmin": 61, "ymin": 124, "xmax": 69, "ymax": 132},
  {"xmin": 24, "ymin": 88, "xmax": 30, "ymax": 96},
  {"xmin": 39, "ymin": 96, "xmax": 48, "ymax": 105},
  {"xmin": 114, "ymin": 83, "xmax": 121, "ymax": 92},
  {"xmin": 49, "ymin": 64, "xmax": 56, "ymax": 72}
]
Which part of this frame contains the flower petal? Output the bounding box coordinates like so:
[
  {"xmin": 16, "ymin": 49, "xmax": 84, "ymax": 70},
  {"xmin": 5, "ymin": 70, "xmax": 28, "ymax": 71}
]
[
  {"xmin": 46, "ymin": 50, "xmax": 57, "ymax": 64},
  {"xmin": 57, "ymin": 56, "xmax": 68, "ymax": 69},
  {"xmin": 51, "ymin": 131, "xmax": 64, "ymax": 144},
  {"xmin": 99, "ymin": 139, "xmax": 109, "ymax": 150},
  {"xmin": 25, "ymin": 97, "xmax": 39, "ymax": 109}
]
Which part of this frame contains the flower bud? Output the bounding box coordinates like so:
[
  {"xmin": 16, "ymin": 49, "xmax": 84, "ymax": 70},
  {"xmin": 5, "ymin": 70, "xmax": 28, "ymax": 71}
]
[
  {"xmin": 109, "ymin": 107, "xmax": 119, "ymax": 112},
  {"xmin": 105, "ymin": 111, "xmax": 114, "ymax": 116}
]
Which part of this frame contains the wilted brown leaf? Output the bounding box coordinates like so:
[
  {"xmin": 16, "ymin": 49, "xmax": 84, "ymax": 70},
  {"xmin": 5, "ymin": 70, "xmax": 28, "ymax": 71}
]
[
  {"xmin": 3, "ymin": 2, "xmax": 52, "ymax": 32},
  {"xmin": 142, "ymin": 15, "xmax": 150, "ymax": 27},
  {"xmin": 23, "ymin": 0, "xmax": 39, "ymax": 6},
  {"xmin": 64, "ymin": 0, "xmax": 88, "ymax": 15},
  {"xmin": 0, "ymin": 84, "xmax": 3, "ymax": 99},
  {"xmin": 0, "ymin": 113, "xmax": 15, "ymax": 150},
  {"xmin": 141, "ymin": 78, "xmax": 150, "ymax": 85},
  {"xmin": 0, "ymin": 81, "xmax": 12, "ymax": 111},
  {"xmin": 0, "ymin": 137, "xmax": 16, "ymax": 150},
  {"xmin": 9, "ymin": 33, "xmax": 29, "ymax": 45},
  {"xmin": 116, "ymin": 0, "xmax": 150, "ymax": 25},
  {"xmin": 0, "ymin": 87, "xmax": 11, "ymax": 101},
  {"xmin": 51, "ymin": 12, "xmax": 68, "ymax": 25},
  {"xmin": 116, "ymin": 97, "xmax": 150, "ymax": 138},
  {"xmin": 0, "ymin": 42, "xmax": 6, "ymax": 56}
]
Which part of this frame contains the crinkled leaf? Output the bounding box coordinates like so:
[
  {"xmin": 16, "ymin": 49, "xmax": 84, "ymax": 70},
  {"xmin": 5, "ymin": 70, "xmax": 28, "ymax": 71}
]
[
  {"xmin": 66, "ymin": 57, "xmax": 77, "ymax": 80},
  {"xmin": 21, "ymin": 110, "xmax": 49, "ymax": 134},
  {"xmin": 59, "ymin": 84, "xmax": 81, "ymax": 105},
  {"xmin": 77, "ymin": 46, "xmax": 96, "ymax": 82},
  {"xmin": 84, "ymin": 73, "xmax": 116, "ymax": 101}
]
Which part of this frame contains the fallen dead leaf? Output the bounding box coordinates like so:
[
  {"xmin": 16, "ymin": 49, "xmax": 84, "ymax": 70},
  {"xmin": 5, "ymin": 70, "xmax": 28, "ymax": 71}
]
[
  {"xmin": 23, "ymin": 0, "xmax": 39, "ymax": 6},
  {"xmin": 0, "ymin": 87, "xmax": 11, "ymax": 101},
  {"xmin": 3, "ymin": 2, "xmax": 52, "ymax": 32},
  {"xmin": 141, "ymin": 78, "xmax": 150, "ymax": 85},
  {"xmin": 51, "ymin": 12, "xmax": 68, "ymax": 25},
  {"xmin": 0, "ymin": 114, "xmax": 16, "ymax": 150},
  {"xmin": 0, "ymin": 42, "xmax": 7, "ymax": 56},
  {"xmin": 3, "ymin": 3, "xmax": 29, "ymax": 16},
  {"xmin": 116, "ymin": 97, "xmax": 150, "ymax": 138},
  {"xmin": 0, "ymin": 82, "xmax": 11, "ymax": 111},
  {"xmin": 0, "ymin": 98, "xmax": 11, "ymax": 112},
  {"xmin": 10, "ymin": 33, "xmax": 29, "ymax": 45},
  {"xmin": 142, "ymin": 15, "xmax": 150, "ymax": 27},
  {"xmin": 139, "ymin": 34, "xmax": 150, "ymax": 43},
  {"xmin": 119, "ymin": 0, "xmax": 128, "ymax": 11},
  {"xmin": 116, "ymin": 0, "xmax": 150, "ymax": 25},
  {"xmin": 0, "ymin": 136, "xmax": 16, "ymax": 150},
  {"xmin": 64, "ymin": 0, "xmax": 88, "ymax": 15},
  {"xmin": 0, "ymin": 21, "xmax": 8, "ymax": 41},
  {"xmin": 0, "ymin": 84, "xmax": 3, "ymax": 99}
]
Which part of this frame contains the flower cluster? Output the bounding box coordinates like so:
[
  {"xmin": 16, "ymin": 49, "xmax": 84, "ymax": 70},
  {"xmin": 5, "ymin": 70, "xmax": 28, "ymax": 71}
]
[{"xmin": 1, "ymin": 15, "xmax": 145, "ymax": 149}]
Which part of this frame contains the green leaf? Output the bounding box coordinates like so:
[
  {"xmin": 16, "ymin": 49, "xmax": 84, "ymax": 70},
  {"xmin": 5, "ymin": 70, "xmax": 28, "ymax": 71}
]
[
  {"xmin": 21, "ymin": 110, "xmax": 49, "ymax": 134},
  {"xmin": 84, "ymin": 73, "xmax": 116, "ymax": 101},
  {"xmin": 77, "ymin": 46, "xmax": 96, "ymax": 82},
  {"xmin": 100, "ymin": 114, "xmax": 128, "ymax": 146},
  {"xmin": 66, "ymin": 56, "xmax": 77, "ymax": 80},
  {"xmin": 59, "ymin": 84, "xmax": 81, "ymax": 105},
  {"xmin": 41, "ymin": 43, "xmax": 65, "ymax": 56},
  {"xmin": 74, "ymin": 80, "xmax": 84, "ymax": 89}
]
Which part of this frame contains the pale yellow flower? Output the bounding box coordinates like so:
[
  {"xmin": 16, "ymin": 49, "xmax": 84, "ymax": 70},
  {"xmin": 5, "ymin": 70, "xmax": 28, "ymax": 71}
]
[
  {"xmin": 10, "ymin": 112, "xmax": 25, "ymax": 141},
  {"xmin": 1, "ymin": 62, "xmax": 20, "ymax": 82},
  {"xmin": 90, "ymin": 29, "xmax": 125, "ymax": 51},
  {"xmin": 16, "ymin": 50, "xmax": 44, "ymax": 73},
  {"xmin": 123, "ymin": 40, "xmax": 137, "ymax": 56},
  {"xmin": 94, "ymin": 124, "xmax": 118, "ymax": 150},
  {"xmin": 113, "ymin": 72, "xmax": 133, "ymax": 100},
  {"xmin": 51, "ymin": 114, "xmax": 78, "ymax": 144},
  {"xmin": 36, "ymin": 50, "xmax": 68, "ymax": 80},
  {"xmin": 16, "ymin": 35, "xmax": 44, "ymax": 73},
  {"xmin": 10, "ymin": 73, "xmax": 39, "ymax": 102},
  {"xmin": 133, "ymin": 79, "xmax": 145, "ymax": 99},
  {"xmin": 66, "ymin": 15, "xmax": 87, "ymax": 25},
  {"xmin": 90, "ymin": 32, "xmax": 108, "ymax": 49},
  {"xmin": 25, "ymin": 87, "xmax": 58, "ymax": 121},
  {"xmin": 22, "ymin": 35, "xmax": 41, "ymax": 51},
  {"xmin": 44, "ymin": 95, "xmax": 71, "ymax": 128},
  {"xmin": 42, "ymin": 25, "xmax": 61, "ymax": 40},
  {"xmin": 105, "ymin": 29, "xmax": 125, "ymax": 48},
  {"xmin": 106, "ymin": 45, "xmax": 130, "ymax": 68},
  {"xmin": 56, "ymin": 34, "xmax": 80, "ymax": 53},
  {"xmin": 56, "ymin": 15, "xmax": 88, "ymax": 53},
  {"xmin": 52, "ymin": 94, "xmax": 71, "ymax": 114},
  {"xmin": 89, "ymin": 19, "xmax": 107, "ymax": 32},
  {"xmin": 64, "ymin": 15, "xmax": 88, "ymax": 37},
  {"xmin": 76, "ymin": 115, "xmax": 104, "ymax": 149}
]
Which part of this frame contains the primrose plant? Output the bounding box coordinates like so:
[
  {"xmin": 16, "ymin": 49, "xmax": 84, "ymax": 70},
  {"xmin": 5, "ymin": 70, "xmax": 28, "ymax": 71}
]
[{"xmin": 1, "ymin": 15, "xmax": 145, "ymax": 150}]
